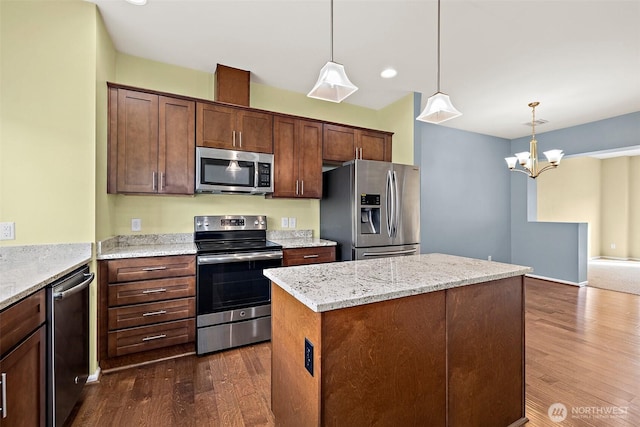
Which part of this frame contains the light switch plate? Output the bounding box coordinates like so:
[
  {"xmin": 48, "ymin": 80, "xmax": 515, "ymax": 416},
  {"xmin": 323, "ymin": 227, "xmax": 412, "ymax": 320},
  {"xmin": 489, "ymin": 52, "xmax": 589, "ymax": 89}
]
[
  {"xmin": 131, "ymin": 218, "xmax": 142, "ymax": 232},
  {"xmin": 289, "ymin": 217, "xmax": 296, "ymax": 229}
]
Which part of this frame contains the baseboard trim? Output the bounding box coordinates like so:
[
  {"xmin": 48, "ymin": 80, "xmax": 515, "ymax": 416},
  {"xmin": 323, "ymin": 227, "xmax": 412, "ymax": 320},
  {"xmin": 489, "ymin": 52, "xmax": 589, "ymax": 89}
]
[
  {"xmin": 87, "ymin": 367, "xmax": 101, "ymax": 383},
  {"xmin": 594, "ymin": 256, "xmax": 640, "ymax": 262},
  {"xmin": 526, "ymin": 274, "xmax": 587, "ymax": 287}
]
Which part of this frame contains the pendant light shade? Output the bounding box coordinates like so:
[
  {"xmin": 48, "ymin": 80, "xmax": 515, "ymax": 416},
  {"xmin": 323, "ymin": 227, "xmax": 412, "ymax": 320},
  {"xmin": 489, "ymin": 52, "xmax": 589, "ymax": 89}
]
[
  {"xmin": 307, "ymin": 0, "xmax": 358, "ymax": 103},
  {"xmin": 307, "ymin": 61, "xmax": 358, "ymax": 103},
  {"xmin": 416, "ymin": 92, "xmax": 462, "ymax": 123},
  {"xmin": 416, "ymin": 0, "xmax": 461, "ymax": 124}
]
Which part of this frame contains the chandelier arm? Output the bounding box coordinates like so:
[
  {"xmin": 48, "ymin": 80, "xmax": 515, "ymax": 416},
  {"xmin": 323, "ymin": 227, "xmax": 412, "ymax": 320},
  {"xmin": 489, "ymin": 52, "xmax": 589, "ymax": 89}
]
[{"xmin": 537, "ymin": 164, "xmax": 558, "ymax": 175}]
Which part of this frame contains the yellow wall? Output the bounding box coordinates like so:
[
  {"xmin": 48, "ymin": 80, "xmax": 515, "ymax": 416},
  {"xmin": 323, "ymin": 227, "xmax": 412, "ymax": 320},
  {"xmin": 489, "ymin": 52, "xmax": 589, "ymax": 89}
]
[
  {"xmin": 600, "ymin": 157, "xmax": 630, "ymax": 258},
  {"xmin": 106, "ymin": 56, "xmax": 411, "ymax": 237},
  {"xmin": 630, "ymin": 156, "xmax": 640, "ymax": 259},
  {"xmin": 0, "ymin": 0, "xmax": 96, "ymax": 246},
  {"xmin": 538, "ymin": 155, "xmax": 640, "ymax": 260},
  {"xmin": 537, "ymin": 157, "xmax": 601, "ymax": 258},
  {"xmin": 379, "ymin": 94, "xmax": 414, "ymax": 165}
]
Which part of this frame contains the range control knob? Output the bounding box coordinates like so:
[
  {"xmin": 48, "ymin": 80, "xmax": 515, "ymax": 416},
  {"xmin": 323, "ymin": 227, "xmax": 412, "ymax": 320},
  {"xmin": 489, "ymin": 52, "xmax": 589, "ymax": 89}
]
[
  {"xmin": 254, "ymin": 220, "xmax": 259, "ymax": 226},
  {"xmin": 196, "ymin": 222, "xmax": 202, "ymax": 227},
  {"xmin": 203, "ymin": 222, "xmax": 209, "ymax": 227},
  {"xmin": 260, "ymin": 221, "xmax": 265, "ymax": 225}
]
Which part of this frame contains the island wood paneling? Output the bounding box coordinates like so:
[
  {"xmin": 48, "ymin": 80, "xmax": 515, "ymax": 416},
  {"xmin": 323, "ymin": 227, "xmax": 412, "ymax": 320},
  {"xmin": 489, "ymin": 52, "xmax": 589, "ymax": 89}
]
[
  {"xmin": 447, "ymin": 276, "xmax": 525, "ymax": 427},
  {"xmin": 321, "ymin": 291, "xmax": 446, "ymax": 427},
  {"xmin": 271, "ymin": 283, "xmax": 322, "ymax": 427}
]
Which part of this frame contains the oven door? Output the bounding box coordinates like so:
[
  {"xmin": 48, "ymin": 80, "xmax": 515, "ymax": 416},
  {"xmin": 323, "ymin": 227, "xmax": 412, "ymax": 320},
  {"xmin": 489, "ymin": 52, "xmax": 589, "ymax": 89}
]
[{"xmin": 196, "ymin": 250, "xmax": 282, "ymax": 316}]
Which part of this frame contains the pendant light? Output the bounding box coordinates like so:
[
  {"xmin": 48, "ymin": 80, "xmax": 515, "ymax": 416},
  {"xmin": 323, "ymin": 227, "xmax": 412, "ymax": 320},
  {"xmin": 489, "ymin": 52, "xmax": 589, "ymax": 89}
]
[
  {"xmin": 307, "ymin": 0, "xmax": 358, "ymax": 103},
  {"xmin": 416, "ymin": 0, "xmax": 462, "ymax": 123}
]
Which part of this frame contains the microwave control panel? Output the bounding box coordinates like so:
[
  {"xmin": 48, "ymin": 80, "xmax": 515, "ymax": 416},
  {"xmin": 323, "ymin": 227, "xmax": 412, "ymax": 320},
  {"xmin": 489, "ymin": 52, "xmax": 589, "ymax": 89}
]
[{"xmin": 258, "ymin": 163, "xmax": 271, "ymax": 187}]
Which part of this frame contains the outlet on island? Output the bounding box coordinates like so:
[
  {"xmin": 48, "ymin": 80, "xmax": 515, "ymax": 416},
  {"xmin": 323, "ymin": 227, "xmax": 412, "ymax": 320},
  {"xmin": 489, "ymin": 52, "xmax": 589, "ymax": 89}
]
[{"xmin": 304, "ymin": 338, "xmax": 314, "ymax": 376}]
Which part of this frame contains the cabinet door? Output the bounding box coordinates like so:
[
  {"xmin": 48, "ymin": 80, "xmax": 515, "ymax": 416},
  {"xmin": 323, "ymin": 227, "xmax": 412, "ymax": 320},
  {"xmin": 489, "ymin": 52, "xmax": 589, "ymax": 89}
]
[
  {"xmin": 297, "ymin": 120, "xmax": 323, "ymax": 198},
  {"xmin": 273, "ymin": 116, "xmax": 299, "ymax": 198},
  {"xmin": 116, "ymin": 90, "xmax": 159, "ymax": 193},
  {"xmin": 357, "ymin": 130, "xmax": 391, "ymax": 162},
  {"xmin": 0, "ymin": 326, "xmax": 46, "ymax": 427},
  {"xmin": 196, "ymin": 102, "xmax": 236, "ymax": 149},
  {"xmin": 158, "ymin": 96, "xmax": 195, "ymax": 194},
  {"xmin": 237, "ymin": 110, "xmax": 273, "ymax": 153},
  {"xmin": 323, "ymin": 124, "xmax": 356, "ymax": 163}
]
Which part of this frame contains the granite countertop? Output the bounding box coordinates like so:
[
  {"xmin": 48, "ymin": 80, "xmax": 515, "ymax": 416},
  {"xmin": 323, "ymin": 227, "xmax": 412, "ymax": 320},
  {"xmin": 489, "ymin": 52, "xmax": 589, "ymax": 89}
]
[
  {"xmin": 266, "ymin": 230, "xmax": 336, "ymax": 249},
  {"xmin": 96, "ymin": 231, "xmax": 337, "ymax": 259},
  {"xmin": 263, "ymin": 253, "xmax": 532, "ymax": 313},
  {"xmin": 0, "ymin": 243, "xmax": 92, "ymax": 310},
  {"xmin": 96, "ymin": 233, "xmax": 197, "ymax": 260}
]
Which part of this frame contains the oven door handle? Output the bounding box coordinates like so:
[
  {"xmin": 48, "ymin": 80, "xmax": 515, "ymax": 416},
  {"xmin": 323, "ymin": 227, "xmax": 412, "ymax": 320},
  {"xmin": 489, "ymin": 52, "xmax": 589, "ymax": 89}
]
[{"xmin": 197, "ymin": 251, "xmax": 283, "ymax": 265}]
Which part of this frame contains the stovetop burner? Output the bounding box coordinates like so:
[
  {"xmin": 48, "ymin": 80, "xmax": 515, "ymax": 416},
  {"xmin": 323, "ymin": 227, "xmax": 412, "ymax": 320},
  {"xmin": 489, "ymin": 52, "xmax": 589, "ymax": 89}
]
[{"xmin": 194, "ymin": 215, "xmax": 281, "ymax": 255}]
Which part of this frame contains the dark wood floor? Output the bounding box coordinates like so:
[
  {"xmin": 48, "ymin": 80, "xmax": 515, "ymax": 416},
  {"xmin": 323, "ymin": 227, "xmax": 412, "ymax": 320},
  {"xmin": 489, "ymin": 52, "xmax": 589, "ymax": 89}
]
[{"xmin": 70, "ymin": 279, "xmax": 639, "ymax": 426}]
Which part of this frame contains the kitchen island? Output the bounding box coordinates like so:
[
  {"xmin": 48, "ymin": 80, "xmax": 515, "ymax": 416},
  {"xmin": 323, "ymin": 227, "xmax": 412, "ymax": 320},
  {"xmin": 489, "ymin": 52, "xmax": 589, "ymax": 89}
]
[{"xmin": 263, "ymin": 253, "xmax": 532, "ymax": 427}]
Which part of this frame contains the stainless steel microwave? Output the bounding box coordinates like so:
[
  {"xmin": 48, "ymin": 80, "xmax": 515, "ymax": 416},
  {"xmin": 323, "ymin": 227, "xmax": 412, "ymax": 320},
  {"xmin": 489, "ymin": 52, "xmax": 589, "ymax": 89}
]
[{"xmin": 195, "ymin": 147, "xmax": 274, "ymax": 195}]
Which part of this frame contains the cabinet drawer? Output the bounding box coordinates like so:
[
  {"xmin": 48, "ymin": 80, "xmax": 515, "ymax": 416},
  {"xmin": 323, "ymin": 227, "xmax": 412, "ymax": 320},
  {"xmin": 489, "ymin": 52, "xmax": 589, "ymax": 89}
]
[
  {"xmin": 283, "ymin": 246, "xmax": 336, "ymax": 266},
  {"xmin": 107, "ymin": 318, "xmax": 195, "ymax": 357},
  {"xmin": 107, "ymin": 255, "xmax": 195, "ymax": 283},
  {"xmin": 0, "ymin": 289, "xmax": 46, "ymax": 357},
  {"xmin": 108, "ymin": 276, "xmax": 195, "ymax": 306},
  {"xmin": 108, "ymin": 297, "xmax": 195, "ymax": 330}
]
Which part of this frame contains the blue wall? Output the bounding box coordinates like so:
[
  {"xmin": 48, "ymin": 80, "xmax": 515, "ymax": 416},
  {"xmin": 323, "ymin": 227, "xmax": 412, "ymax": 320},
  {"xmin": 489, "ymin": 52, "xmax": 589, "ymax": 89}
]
[
  {"xmin": 510, "ymin": 111, "xmax": 640, "ymax": 284},
  {"xmin": 414, "ymin": 93, "xmax": 512, "ymax": 263},
  {"xmin": 415, "ymin": 94, "xmax": 639, "ymax": 284}
]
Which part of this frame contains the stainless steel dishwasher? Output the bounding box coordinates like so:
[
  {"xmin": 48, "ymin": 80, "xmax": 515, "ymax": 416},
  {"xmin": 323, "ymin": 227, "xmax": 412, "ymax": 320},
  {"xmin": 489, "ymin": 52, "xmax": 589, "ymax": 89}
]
[{"xmin": 47, "ymin": 265, "xmax": 94, "ymax": 427}]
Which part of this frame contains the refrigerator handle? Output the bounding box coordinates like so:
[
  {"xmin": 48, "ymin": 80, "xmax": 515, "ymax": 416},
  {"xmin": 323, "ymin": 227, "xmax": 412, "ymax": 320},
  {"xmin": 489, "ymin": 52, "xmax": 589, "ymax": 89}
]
[
  {"xmin": 386, "ymin": 170, "xmax": 393, "ymax": 237},
  {"xmin": 393, "ymin": 170, "xmax": 399, "ymax": 237}
]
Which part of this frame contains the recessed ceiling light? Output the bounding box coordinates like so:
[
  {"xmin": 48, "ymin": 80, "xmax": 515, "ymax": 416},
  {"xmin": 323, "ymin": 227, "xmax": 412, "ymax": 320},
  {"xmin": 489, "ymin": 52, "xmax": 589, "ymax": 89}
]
[
  {"xmin": 125, "ymin": 0, "xmax": 147, "ymax": 5},
  {"xmin": 380, "ymin": 68, "xmax": 397, "ymax": 79}
]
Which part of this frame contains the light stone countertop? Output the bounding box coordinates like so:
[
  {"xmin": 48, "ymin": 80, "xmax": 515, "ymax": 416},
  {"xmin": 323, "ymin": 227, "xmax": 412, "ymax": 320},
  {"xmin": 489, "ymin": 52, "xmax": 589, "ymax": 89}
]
[
  {"xmin": 96, "ymin": 231, "xmax": 337, "ymax": 259},
  {"xmin": 96, "ymin": 233, "xmax": 197, "ymax": 260},
  {"xmin": 0, "ymin": 243, "xmax": 92, "ymax": 310},
  {"xmin": 263, "ymin": 253, "xmax": 532, "ymax": 313}
]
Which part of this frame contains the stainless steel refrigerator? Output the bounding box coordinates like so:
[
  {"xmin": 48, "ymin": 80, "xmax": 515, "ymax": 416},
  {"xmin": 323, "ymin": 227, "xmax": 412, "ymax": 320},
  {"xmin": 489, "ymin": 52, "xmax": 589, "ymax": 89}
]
[{"xmin": 320, "ymin": 159, "xmax": 420, "ymax": 261}]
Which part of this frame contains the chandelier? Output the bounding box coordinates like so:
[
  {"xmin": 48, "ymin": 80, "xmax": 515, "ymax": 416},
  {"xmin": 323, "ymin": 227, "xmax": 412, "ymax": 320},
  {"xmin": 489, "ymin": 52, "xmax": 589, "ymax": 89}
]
[{"xmin": 505, "ymin": 102, "xmax": 564, "ymax": 178}]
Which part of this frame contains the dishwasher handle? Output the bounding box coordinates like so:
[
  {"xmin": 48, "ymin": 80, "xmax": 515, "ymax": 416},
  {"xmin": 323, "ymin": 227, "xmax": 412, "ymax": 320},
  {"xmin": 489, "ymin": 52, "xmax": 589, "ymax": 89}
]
[{"xmin": 53, "ymin": 273, "xmax": 95, "ymax": 300}]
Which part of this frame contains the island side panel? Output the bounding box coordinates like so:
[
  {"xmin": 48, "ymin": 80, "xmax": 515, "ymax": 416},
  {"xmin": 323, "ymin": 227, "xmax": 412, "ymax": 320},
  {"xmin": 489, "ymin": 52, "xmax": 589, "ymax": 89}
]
[
  {"xmin": 321, "ymin": 291, "xmax": 447, "ymax": 427},
  {"xmin": 271, "ymin": 283, "xmax": 322, "ymax": 427},
  {"xmin": 447, "ymin": 276, "xmax": 525, "ymax": 427}
]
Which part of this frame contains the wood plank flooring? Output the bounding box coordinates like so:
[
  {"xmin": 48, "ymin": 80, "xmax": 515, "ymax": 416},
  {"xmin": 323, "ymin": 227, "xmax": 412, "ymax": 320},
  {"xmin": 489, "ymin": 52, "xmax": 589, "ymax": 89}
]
[{"xmin": 69, "ymin": 278, "xmax": 640, "ymax": 426}]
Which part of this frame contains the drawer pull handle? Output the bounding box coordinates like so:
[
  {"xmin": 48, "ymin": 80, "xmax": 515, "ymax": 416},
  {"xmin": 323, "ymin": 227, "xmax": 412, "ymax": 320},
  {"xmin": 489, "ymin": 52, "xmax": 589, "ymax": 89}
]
[
  {"xmin": 142, "ymin": 288, "xmax": 167, "ymax": 294},
  {"xmin": 303, "ymin": 254, "xmax": 320, "ymax": 259},
  {"xmin": 142, "ymin": 310, "xmax": 167, "ymax": 317},
  {"xmin": 142, "ymin": 334, "xmax": 167, "ymax": 342},
  {"xmin": 1, "ymin": 372, "xmax": 6, "ymax": 419},
  {"xmin": 141, "ymin": 266, "xmax": 168, "ymax": 272}
]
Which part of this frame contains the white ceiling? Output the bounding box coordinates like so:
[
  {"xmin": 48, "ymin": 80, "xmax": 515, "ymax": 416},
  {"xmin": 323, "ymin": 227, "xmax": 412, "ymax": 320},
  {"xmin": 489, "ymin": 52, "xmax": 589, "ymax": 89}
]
[{"xmin": 89, "ymin": 0, "xmax": 640, "ymax": 140}]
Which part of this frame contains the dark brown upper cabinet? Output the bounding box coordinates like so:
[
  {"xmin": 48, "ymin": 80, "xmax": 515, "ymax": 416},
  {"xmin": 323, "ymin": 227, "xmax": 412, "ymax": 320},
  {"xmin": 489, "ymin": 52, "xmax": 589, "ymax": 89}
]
[
  {"xmin": 272, "ymin": 116, "xmax": 322, "ymax": 199},
  {"xmin": 323, "ymin": 124, "xmax": 392, "ymax": 163},
  {"xmin": 196, "ymin": 102, "xmax": 273, "ymax": 154},
  {"xmin": 108, "ymin": 86, "xmax": 195, "ymax": 195}
]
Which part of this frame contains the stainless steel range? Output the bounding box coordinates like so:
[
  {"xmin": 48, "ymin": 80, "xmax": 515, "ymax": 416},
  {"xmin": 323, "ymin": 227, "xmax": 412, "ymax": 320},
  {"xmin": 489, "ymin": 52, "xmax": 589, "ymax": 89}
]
[{"xmin": 194, "ymin": 215, "xmax": 282, "ymax": 355}]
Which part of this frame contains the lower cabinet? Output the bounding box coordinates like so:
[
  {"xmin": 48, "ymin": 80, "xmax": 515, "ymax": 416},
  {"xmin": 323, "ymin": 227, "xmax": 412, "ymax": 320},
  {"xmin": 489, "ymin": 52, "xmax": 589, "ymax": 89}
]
[
  {"xmin": 0, "ymin": 290, "xmax": 47, "ymax": 427},
  {"xmin": 98, "ymin": 256, "xmax": 196, "ymax": 365},
  {"xmin": 282, "ymin": 246, "xmax": 336, "ymax": 267}
]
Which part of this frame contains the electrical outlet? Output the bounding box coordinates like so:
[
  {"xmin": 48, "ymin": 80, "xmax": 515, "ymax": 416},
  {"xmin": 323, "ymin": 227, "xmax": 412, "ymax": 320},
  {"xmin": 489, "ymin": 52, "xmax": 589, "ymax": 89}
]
[
  {"xmin": 131, "ymin": 218, "xmax": 142, "ymax": 232},
  {"xmin": 488, "ymin": 255, "xmax": 492, "ymax": 261},
  {"xmin": 304, "ymin": 338, "xmax": 314, "ymax": 376},
  {"xmin": 611, "ymin": 243, "xmax": 616, "ymax": 249},
  {"xmin": 0, "ymin": 222, "xmax": 15, "ymax": 240},
  {"xmin": 289, "ymin": 217, "xmax": 297, "ymax": 229},
  {"xmin": 281, "ymin": 217, "xmax": 289, "ymax": 228}
]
